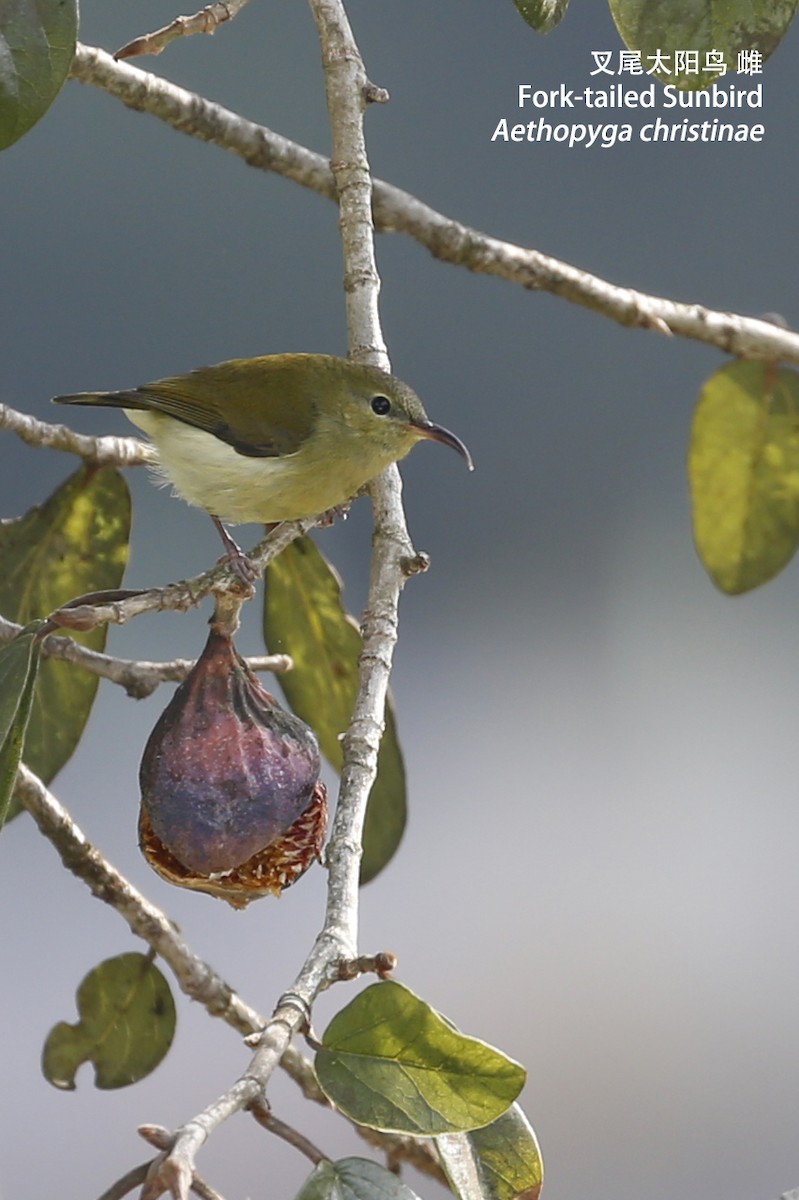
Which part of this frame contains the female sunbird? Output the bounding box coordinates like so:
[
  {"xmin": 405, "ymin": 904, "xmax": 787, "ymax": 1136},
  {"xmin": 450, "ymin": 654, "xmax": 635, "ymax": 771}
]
[{"xmin": 54, "ymin": 353, "xmax": 473, "ymax": 568}]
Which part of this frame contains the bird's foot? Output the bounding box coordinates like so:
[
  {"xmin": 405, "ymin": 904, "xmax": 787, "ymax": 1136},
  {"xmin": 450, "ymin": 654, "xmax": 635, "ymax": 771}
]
[
  {"xmin": 211, "ymin": 516, "xmax": 259, "ymax": 590},
  {"xmin": 318, "ymin": 502, "xmax": 351, "ymax": 528}
]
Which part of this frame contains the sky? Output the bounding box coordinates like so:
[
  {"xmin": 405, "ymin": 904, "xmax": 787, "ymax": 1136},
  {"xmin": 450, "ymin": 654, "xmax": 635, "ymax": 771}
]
[{"xmin": 3, "ymin": 3, "xmax": 799, "ymax": 1199}]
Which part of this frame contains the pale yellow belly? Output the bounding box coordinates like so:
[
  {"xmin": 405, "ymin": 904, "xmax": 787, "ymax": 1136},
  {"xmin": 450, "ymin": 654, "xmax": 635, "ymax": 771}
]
[{"xmin": 126, "ymin": 410, "xmax": 384, "ymax": 524}]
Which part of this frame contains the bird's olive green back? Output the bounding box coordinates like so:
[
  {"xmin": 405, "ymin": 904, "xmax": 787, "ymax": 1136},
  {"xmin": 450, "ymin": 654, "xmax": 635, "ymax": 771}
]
[{"xmin": 132, "ymin": 356, "xmax": 323, "ymax": 458}]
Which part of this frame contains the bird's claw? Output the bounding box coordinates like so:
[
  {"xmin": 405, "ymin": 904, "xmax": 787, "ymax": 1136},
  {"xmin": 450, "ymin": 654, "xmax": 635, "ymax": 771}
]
[{"xmin": 211, "ymin": 516, "xmax": 259, "ymax": 591}]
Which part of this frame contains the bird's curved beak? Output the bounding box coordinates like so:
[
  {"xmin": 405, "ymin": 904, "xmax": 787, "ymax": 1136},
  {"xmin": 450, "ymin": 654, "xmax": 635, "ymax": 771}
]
[{"xmin": 410, "ymin": 420, "xmax": 474, "ymax": 471}]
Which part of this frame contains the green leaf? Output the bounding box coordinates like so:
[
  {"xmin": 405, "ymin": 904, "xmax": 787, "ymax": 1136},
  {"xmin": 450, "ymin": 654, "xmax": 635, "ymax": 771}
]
[
  {"xmin": 437, "ymin": 1104, "xmax": 544, "ymax": 1200},
  {"xmin": 610, "ymin": 0, "xmax": 797, "ymax": 89},
  {"xmin": 688, "ymin": 361, "xmax": 799, "ymax": 594},
  {"xmin": 359, "ymin": 703, "xmax": 405, "ymax": 884},
  {"xmin": 264, "ymin": 537, "xmax": 406, "ymax": 883},
  {"xmin": 0, "ymin": 0, "xmax": 78, "ymax": 151},
  {"xmin": 513, "ymin": 0, "xmax": 569, "ymax": 33},
  {"xmin": 295, "ymin": 1157, "xmax": 423, "ymax": 1200},
  {"xmin": 0, "ymin": 624, "xmax": 44, "ymax": 830},
  {"xmin": 315, "ymin": 980, "xmax": 526, "ymax": 1136},
  {"xmin": 0, "ymin": 465, "xmax": 130, "ymax": 817},
  {"xmin": 42, "ymin": 952, "xmax": 176, "ymax": 1090}
]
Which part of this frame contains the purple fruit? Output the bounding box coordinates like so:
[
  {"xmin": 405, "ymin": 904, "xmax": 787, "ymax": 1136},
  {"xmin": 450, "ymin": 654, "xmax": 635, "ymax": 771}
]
[{"xmin": 139, "ymin": 627, "xmax": 327, "ymax": 906}]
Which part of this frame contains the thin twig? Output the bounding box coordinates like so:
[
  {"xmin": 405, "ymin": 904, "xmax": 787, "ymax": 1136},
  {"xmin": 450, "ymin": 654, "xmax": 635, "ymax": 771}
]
[
  {"xmin": 52, "ymin": 646, "xmax": 291, "ymax": 698},
  {"xmin": 96, "ymin": 1160, "xmax": 152, "ymax": 1200},
  {"xmin": 68, "ymin": 43, "xmax": 799, "ymax": 367},
  {"xmin": 0, "ymin": 615, "xmax": 291, "ymax": 696},
  {"xmin": 248, "ymin": 1101, "xmax": 328, "ymax": 1166},
  {"xmin": 336, "ymin": 950, "xmax": 397, "ymax": 980},
  {"xmin": 12, "ymin": 516, "xmax": 319, "ymax": 635},
  {"xmin": 0, "ymin": 403, "xmax": 154, "ymax": 466},
  {"xmin": 114, "ymin": 1, "xmax": 250, "ymax": 62}
]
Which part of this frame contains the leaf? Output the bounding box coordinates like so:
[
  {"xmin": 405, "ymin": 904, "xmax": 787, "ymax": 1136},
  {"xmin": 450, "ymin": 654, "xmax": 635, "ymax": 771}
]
[
  {"xmin": 0, "ymin": 0, "xmax": 78, "ymax": 151},
  {"xmin": 360, "ymin": 704, "xmax": 405, "ymax": 884},
  {"xmin": 0, "ymin": 624, "xmax": 44, "ymax": 830},
  {"xmin": 295, "ymin": 1157, "xmax": 423, "ymax": 1200},
  {"xmin": 513, "ymin": 0, "xmax": 570, "ymax": 34},
  {"xmin": 315, "ymin": 980, "xmax": 526, "ymax": 1136},
  {"xmin": 0, "ymin": 465, "xmax": 131, "ymax": 819},
  {"xmin": 437, "ymin": 1103, "xmax": 544, "ymax": 1200},
  {"xmin": 264, "ymin": 537, "xmax": 406, "ymax": 883},
  {"xmin": 610, "ymin": 0, "xmax": 797, "ymax": 89},
  {"xmin": 41, "ymin": 952, "xmax": 176, "ymax": 1090},
  {"xmin": 688, "ymin": 361, "xmax": 799, "ymax": 594}
]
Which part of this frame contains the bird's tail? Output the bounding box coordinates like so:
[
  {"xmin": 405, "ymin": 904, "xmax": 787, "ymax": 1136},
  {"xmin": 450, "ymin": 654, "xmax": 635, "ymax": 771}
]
[{"xmin": 53, "ymin": 390, "xmax": 144, "ymax": 410}]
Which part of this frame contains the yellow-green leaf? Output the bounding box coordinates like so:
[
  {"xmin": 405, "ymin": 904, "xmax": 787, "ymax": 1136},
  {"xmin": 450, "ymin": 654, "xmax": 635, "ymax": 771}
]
[
  {"xmin": 0, "ymin": 466, "xmax": 131, "ymax": 809},
  {"xmin": 42, "ymin": 952, "xmax": 176, "ymax": 1090},
  {"xmin": 316, "ymin": 980, "xmax": 526, "ymax": 1136},
  {"xmin": 610, "ymin": 0, "xmax": 796, "ymax": 89},
  {"xmin": 513, "ymin": 0, "xmax": 569, "ymax": 33},
  {"xmin": 688, "ymin": 361, "xmax": 799, "ymax": 594},
  {"xmin": 264, "ymin": 537, "xmax": 406, "ymax": 883},
  {"xmin": 0, "ymin": 624, "xmax": 44, "ymax": 830},
  {"xmin": 437, "ymin": 1103, "xmax": 544, "ymax": 1200}
]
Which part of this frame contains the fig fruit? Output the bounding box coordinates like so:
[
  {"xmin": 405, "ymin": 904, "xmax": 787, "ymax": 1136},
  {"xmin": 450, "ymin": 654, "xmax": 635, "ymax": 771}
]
[{"xmin": 139, "ymin": 627, "xmax": 327, "ymax": 908}]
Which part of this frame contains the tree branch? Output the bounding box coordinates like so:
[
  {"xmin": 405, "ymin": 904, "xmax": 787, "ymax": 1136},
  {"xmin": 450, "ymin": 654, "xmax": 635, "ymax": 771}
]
[
  {"xmin": 68, "ymin": 42, "xmax": 799, "ymax": 365},
  {"xmin": 14, "ymin": 763, "xmax": 264, "ymax": 1035},
  {"xmin": 9, "ymin": 20, "xmax": 792, "ymax": 1200},
  {"xmin": 0, "ymin": 615, "xmax": 290, "ymax": 697},
  {"xmin": 114, "ymin": 1, "xmax": 251, "ymax": 62},
  {"xmin": 135, "ymin": 1, "xmax": 422, "ymax": 1191},
  {"xmin": 15, "ymin": 761, "xmax": 439, "ymax": 1181},
  {"xmin": 96, "ymin": 1160, "xmax": 153, "ymax": 1200},
  {"xmin": 0, "ymin": 402, "xmax": 154, "ymax": 466},
  {"xmin": 138, "ymin": 1127, "xmax": 229, "ymax": 1200},
  {"xmin": 136, "ymin": 1123, "xmax": 226, "ymax": 1200},
  {"xmin": 248, "ymin": 1101, "xmax": 328, "ymax": 1166},
  {"xmin": 97, "ymin": 1149, "xmax": 225, "ymax": 1200},
  {"xmin": 14, "ymin": 755, "xmax": 442, "ymax": 1189},
  {"xmin": 30, "ymin": 516, "xmax": 320, "ymax": 636},
  {"xmin": 12, "ymin": 762, "xmax": 334, "ymax": 1108}
]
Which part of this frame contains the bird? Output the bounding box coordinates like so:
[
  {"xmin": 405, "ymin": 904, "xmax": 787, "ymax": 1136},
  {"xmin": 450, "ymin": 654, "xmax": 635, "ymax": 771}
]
[{"xmin": 53, "ymin": 353, "xmax": 473, "ymax": 574}]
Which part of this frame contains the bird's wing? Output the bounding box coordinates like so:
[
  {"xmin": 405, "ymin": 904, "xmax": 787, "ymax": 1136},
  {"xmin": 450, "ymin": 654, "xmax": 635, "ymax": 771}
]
[
  {"xmin": 139, "ymin": 361, "xmax": 316, "ymax": 458},
  {"xmin": 56, "ymin": 358, "xmax": 318, "ymax": 459}
]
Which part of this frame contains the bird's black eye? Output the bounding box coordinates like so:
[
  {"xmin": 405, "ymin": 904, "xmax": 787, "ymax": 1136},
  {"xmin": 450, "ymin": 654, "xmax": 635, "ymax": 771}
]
[{"xmin": 371, "ymin": 395, "xmax": 391, "ymax": 416}]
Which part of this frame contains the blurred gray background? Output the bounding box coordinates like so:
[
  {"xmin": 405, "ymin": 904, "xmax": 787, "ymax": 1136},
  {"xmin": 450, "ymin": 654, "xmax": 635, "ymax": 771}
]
[{"xmin": 3, "ymin": 2, "xmax": 799, "ymax": 1198}]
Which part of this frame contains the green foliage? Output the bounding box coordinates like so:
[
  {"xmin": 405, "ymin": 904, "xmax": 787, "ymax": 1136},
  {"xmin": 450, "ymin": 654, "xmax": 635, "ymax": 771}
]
[
  {"xmin": 264, "ymin": 536, "xmax": 406, "ymax": 883},
  {"xmin": 41, "ymin": 952, "xmax": 176, "ymax": 1090},
  {"xmin": 295, "ymin": 1157, "xmax": 422, "ymax": 1200},
  {"xmin": 315, "ymin": 980, "xmax": 526, "ymax": 1136},
  {"xmin": 512, "ymin": 0, "xmax": 570, "ymax": 33},
  {"xmin": 0, "ymin": 465, "xmax": 130, "ymax": 818},
  {"xmin": 0, "ymin": 0, "xmax": 78, "ymax": 150},
  {"xmin": 509, "ymin": 0, "xmax": 797, "ymax": 78},
  {"xmin": 437, "ymin": 1103, "xmax": 544, "ymax": 1200},
  {"xmin": 0, "ymin": 624, "xmax": 44, "ymax": 830},
  {"xmin": 610, "ymin": 0, "xmax": 797, "ymax": 89},
  {"xmin": 688, "ymin": 361, "xmax": 799, "ymax": 594}
]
